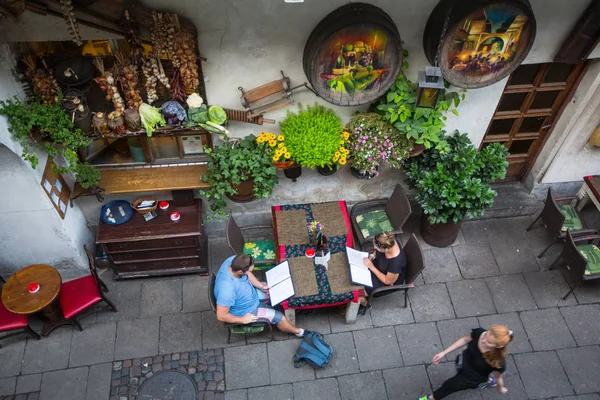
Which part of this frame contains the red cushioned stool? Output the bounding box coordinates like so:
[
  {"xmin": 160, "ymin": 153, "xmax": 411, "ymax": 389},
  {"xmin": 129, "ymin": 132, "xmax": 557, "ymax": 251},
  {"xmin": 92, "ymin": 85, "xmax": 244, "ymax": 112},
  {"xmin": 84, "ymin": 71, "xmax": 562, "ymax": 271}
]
[{"xmin": 0, "ymin": 275, "xmax": 41, "ymax": 347}]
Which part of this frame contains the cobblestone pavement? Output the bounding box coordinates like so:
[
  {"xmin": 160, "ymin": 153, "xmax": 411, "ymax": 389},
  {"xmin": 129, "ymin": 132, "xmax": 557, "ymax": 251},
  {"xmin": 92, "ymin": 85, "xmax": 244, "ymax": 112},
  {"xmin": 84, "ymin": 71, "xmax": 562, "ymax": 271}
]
[{"xmin": 0, "ymin": 210, "xmax": 599, "ymax": 400}]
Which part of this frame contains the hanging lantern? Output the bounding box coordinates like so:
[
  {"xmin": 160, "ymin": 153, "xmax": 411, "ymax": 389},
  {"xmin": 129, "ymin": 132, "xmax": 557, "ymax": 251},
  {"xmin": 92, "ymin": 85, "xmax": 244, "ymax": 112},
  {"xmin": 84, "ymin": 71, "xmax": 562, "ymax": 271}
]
[{"xmin": 416, "ymin": 66, "xmax": 445, "ymax": 109}]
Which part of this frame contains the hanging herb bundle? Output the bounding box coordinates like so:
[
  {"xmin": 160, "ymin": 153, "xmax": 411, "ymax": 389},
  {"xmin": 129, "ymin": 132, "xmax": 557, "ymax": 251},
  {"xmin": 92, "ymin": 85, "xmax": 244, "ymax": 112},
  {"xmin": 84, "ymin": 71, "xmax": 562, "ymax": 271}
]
[
  {"xmin": 114, "ymin": 52, "xmax": 143, "ymax": 110},
  {"xmin": 59, "ymin": 0, "xmax": 82, "ymax": 46},
  {"xmin": 23, "ymin": 54, "xmax": 61, "ymax": 105},
  {"xmin": 122, "ymin": 9, "xmax": 145, "ymax": 67},
  {"xmin": 92, "ymin": 56, "xmax": 125, "ymax": 116}
]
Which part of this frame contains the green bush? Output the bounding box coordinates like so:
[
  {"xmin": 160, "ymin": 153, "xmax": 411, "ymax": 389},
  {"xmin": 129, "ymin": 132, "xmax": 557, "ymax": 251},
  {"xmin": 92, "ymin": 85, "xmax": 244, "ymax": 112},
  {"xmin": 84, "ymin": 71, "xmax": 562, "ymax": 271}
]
[
  {"xmin": 279, "ymin": 103, "xmax": 344, "ymax": 168},
  {"xmin": 199, "ymin": 135, "xmax": 278, "ymax": 215},
  {"xmin": 405, "ymin": 131, "xmax": 509, "ymax": 224}
]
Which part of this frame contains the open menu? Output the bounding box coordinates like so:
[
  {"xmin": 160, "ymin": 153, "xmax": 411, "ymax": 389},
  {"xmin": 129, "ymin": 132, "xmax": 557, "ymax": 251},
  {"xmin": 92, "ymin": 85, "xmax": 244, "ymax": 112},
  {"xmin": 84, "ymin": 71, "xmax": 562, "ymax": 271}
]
[
  {"xmin": 346, "ymin": 247, "xmax": 373, "ymax": 287},
  {"xmin": 265, "ymin": 260, "xmax": 295, "ymax": 306}
]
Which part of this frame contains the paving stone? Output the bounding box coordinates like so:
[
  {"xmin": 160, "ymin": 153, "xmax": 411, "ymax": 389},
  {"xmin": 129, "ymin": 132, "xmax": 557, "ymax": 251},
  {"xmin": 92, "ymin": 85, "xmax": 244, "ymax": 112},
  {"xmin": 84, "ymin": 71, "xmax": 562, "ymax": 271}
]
[
  {"xmin": 369, "ymin": 289, "xmax": 414, "ymax": 327},
  {"xmin": 447, "ymin": 280, "xmax": 496, "ymax": 318},
  {"xmin": 426, "ymin": 362, "xmax": 482, "ymax": 400},
  {"xmin": 267, "ymin": 339, "xmax": 314, "ymax": 384},
  {"xmin": 560, "ymin": 304, "xmax": 600, "ymax": 346},
  {"xmin": 337, "ymin": 371, "xmax": 387, "ymax": 400},
  {"xmin": 295, "ymin": 309, "xmax": 332, "ymax": 334},
  {"xmin": 353, "ymin": 326, "xmax": 403, "ymax": 371},
  {"xmin": 114, "ymin": 318, "xmax": 160, "ymax": 359},
  {"xmin": 159, "ymin": 312, "xmax": 203, "ymax": 354},
  {"xmin": 409, "ymin": 283, "xmax": 455, "ymax": 322},
  {"xmin": 557, "ymin": 346, "xmax": 600, "ymax": 394},
  {"xmin": 202, "ymin": 311, "xmax": 246, "ymax": 348},
  {"xmin": 573, "ymin": 279, "xmax": 600, "ymax": 305},
  {"xmin": 412, "ymin": 229, "xmax": 466, "ymax": 251},
  {"xmin": 224, "ymin": 344, "xmax": 269, "ymax": 390},
  {"xmin": 437, "ymin": 317, "xmax": 480, "ymax": 360},
  {"xmin": 85, "ymin": 363, "xmax": 111, "ymax": 400},
  {"xmin": 462, "ymin": 217, "xmax": 529, "ymax": 245},
  {"xmin": 485, "ymin": 275, "xmax": 537, "ymax": 313},
  {"xmin": 0, "ymin": 337, "xmax": 26, "ymax": 378},
  {"xmin": 382, "ymin": 365, "xmax": 431, "ymax": 399},
  {"xmin": 520, "ymin": 308, "xmax": 576, "ymax": 351},
  {"xmin": 21, "ymin": 327, "xmax": 73, "ymax": 374},
  {"xmin": 477, "ymin": 312, "xmax": 532, "ymax": 354},
  {"xmin": 554, "ymin": 395, "xmax": 600, "ymax": 400},
  {"xmin": 69, "ymin": 322, "xmax": 116, "ymax": 367},
  {"xmin": 422, "ymin": 247, "xmax": 463, "ymax": 283},
  {"xmin": 395, "ymin": 322, "xmax": 443, "ymax": 365},
  {"xmin": 523, "ymin": 270, "xmax": 578, "ymax": 308},
  {"xmin": 27, "ymin": 393, "xmax": 40, "ymax": 400},
  {"xmin": 525, "ymin": 232, "xmax": 563, "ymax": 269},
  {"xmin": 453, "ymin": 244, "xmax": 501, "ymax": 279},
  {"xmin": 0, "ymin": 377, "xmax": 16, "ymax": 396},
  {"xmin": 479, "ymin": 355, "xmax": 528, "ymax": 400},
  {"xmin": 39, "ymin": 367, "xmax": 88, "ymax": 400},
  {"xmin": 490, "ymin": 241, "xmax": 540, "ymax": 275},
  {"xmin": 315, "ymin": 332, "xmax": 359, "ymax": 379},
  {"xmin": 140, "ymin": 279, "xmax": 183, "ymax": 317},
  {"xmin": 96, "ymin": 280, "xmax": 142, "ymax": 323},
  {"xmin": 182, "ymin": 275, "xmax": 212, "ymax": 312},
  {"xmin": 329, "ymin": 308, "xmax": 373, "ymax": 333},
  {"xmin": 515, "ymin": 351, "xmax": 574, "ymax": 398},
  {"xmin": 247, "ymin": 384, "xmax": 292, "ymax": 400},
  {"xmin": 15, "ymin": 374, "xmax": 41, "ymax": 394},
  {"xmin": 292, "ymin": 377, "xmax": 340, "ymax": 400}
]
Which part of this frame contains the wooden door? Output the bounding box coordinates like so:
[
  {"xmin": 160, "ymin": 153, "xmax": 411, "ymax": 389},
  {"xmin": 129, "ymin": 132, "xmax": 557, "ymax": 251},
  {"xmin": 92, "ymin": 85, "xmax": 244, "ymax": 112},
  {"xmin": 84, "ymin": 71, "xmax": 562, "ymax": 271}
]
[{"xmin": 480, "ymin": 61, "xmax": 587, "ymax": 181}]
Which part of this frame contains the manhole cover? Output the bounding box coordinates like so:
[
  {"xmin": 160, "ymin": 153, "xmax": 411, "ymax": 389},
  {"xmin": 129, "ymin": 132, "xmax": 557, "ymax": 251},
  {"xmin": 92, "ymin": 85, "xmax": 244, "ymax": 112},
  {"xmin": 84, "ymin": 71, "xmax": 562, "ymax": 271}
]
[{"xmin": 137, "ymin": 371, "xmax": 197, "ymax": 400}]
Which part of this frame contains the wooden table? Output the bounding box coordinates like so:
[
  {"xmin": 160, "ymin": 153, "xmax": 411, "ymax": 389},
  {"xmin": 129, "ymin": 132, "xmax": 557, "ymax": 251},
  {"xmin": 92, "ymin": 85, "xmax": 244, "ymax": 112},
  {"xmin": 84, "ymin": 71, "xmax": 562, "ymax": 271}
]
[
  {"xmin": 576, "ymin": 175, "xmax": 600, "ymax": 212},
  {"xmin": 271, "ymin": 201, "xmax": 364, "ymax": 324},
  {"xmin": 1, "ymin": 264, "xmax": 68, "ymax": 336}
]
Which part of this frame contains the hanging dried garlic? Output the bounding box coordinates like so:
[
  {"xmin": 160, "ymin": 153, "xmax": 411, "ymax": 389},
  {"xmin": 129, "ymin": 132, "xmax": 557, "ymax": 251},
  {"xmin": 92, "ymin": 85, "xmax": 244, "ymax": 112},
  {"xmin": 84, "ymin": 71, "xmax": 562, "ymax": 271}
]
[
  {"xmin": 142, "ymin": 55, "xmax": 170, "ymax": 104},
  {"xmin": 59, "ymin": 0, "xmax": 82, "ymax": 46},
  {"xmin": 115, "ymin": 52, "xmax": 143, "ymax": 110},
  {"xmin": 22, "ymin": 54, "xmax": 61, "ymax": 105},
  {"xmin": 92, "ymin": 56, "xmax": 125, "ymax": 116}
]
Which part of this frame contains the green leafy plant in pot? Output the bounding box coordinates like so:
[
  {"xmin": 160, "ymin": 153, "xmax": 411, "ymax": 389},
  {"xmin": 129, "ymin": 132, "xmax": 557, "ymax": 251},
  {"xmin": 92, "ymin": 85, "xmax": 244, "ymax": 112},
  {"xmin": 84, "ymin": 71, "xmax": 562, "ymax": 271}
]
[
  {"xmin": 200, "ymin": 134, "xmax": 278, "ymax": 216},
  {"xmin": 405, "ymin": 131, "xmax": 508, "ymax": 247}
]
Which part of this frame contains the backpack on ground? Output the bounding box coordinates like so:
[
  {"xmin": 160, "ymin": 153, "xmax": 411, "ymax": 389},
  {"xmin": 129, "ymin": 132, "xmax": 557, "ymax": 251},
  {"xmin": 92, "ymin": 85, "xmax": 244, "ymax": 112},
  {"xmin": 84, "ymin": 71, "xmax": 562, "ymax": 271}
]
[{"xmin": 293, "ymin": 331, "xmax": 333, "ymax": 369}]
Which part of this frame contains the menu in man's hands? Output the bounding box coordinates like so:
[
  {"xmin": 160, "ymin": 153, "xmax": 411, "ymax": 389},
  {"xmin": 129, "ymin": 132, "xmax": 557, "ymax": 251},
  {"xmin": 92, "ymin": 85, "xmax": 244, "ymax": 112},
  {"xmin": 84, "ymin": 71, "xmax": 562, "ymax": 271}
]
[
  {"xmin": 265, "ymin": 260, "xmax": 295, "ymax": 306},
  {"xmin": 346, "ymin": 247, "xmax": 373, "ymax": 287}
]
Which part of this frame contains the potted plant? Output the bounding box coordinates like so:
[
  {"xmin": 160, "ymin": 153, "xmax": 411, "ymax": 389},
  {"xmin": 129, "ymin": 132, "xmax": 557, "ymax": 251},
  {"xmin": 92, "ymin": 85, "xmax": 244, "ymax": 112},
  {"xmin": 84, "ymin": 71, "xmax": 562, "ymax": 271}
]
[
  {"xmin": 374, "ymin": 70, "xmax": 465, "ymax": 154},
  {"xmin": 347, "ymin": 112, "xmax": 412, "ymax": 179},
  {"xmin": 257, "ymin": 131, "xmax": 302, "ymax": 181},
  {"xmin": 0, "ymin": 96, "xmax": 100, "ymax": 189},
  {"xmin": 279, "ymin": 103, "xmax": 347, "ymax": 175},
  {"xmin": 200, "ymin": 134, "xmax": 278, "ymax": 215},
  {"xmin": 405, "ymin": 131, "xmax": 509, "ymax": 247}
]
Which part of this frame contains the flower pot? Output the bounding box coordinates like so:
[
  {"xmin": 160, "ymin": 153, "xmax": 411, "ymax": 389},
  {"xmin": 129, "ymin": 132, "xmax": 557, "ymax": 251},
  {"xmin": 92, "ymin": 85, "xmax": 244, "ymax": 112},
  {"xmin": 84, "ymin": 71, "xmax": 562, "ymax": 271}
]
[
  {"xmin": 317, "ymin": 165, "xmax": 338, "ymax": 176},
  {"xmin": 283, "ymin": 165, "xmax": 302, "ymax": 182},
  {"xmin": 420, "ymin": 213, "xmax": 462, "ymax": 247},
  {"xmin": 350, "ymin": 166, "xmax": 377, "ymax": 180},
  {"xmin": 226, "ymin": 178, "xmax": 256, "ymax": 203},
  {"xmin": 409, "ymin": 144, "xmax": 425, "ymax": 157}
]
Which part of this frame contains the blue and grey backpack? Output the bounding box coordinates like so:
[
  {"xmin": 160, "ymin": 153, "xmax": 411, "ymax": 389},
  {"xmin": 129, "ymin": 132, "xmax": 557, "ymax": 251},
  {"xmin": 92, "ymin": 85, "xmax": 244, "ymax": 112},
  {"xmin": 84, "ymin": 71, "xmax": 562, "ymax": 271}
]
[{"xmin": 293, "ymin": 332, "xmax": 333, "ymax": 368}]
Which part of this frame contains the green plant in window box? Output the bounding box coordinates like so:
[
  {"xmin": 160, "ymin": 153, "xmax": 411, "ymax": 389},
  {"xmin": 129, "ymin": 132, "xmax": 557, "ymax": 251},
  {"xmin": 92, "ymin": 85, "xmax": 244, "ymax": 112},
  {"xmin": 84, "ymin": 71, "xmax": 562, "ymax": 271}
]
[
  {"xmin": 279, "ymin": 103, "xmax": 345, "ymax": 168},
  {"xmin": 199, "ymin": 134, "xmax": 278, "ymax": 216},
  {"xmin": 0, "ymin": 96, "xmax": 100, "ymax": 189}
]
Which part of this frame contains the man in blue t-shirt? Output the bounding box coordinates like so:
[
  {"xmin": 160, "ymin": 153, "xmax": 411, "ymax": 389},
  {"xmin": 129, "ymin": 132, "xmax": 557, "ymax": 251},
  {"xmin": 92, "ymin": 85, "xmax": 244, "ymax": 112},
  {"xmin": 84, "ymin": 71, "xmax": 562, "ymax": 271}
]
[{"xmin": 214, "ymin": 254, "xmax": 307, "ymax": 336}]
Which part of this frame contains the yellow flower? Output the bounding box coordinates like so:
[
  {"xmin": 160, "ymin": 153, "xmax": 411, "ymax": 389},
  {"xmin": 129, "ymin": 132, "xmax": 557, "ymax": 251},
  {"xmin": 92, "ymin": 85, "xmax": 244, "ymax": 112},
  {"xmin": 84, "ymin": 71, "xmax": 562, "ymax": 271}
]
[
  {"xmin": 340, "ymin": 140, "xmax": 345, "ymax": 145},
  {"xmin": 257, "ymin": 137, "xmax": 264, "ymax": 143},
  {"xmin": 343, "ymin": 131, "xmax": 350, "ymax": 140},
  {"xmin": 278, "ymin": 142, "xmax": 285, "ymax": 148},
  {"xmin": 284, "ymin": 152, "xmax": 291, "ymax": 158},
  {"xmin": 333, "ymin": 155, "xmax": 339, "ymax": 162},
  {"xmin": 269, "ymin": 140, "xmax": 277, "ymax": 147},
  {"xmin": 334, "ymin": 151, "xmax": 340, "ymax": 158},
  {"xmin": 339, "ymin": 157, "xmax": 347, "ymax": 165},
  {"xmin": 281, "ymin": 147, "xmax": 287, "ymax": 153},
  {"xmin": 278, "ymin": 135, "xmax": 285, "ymax": 141},
  {"xmin": 272, "ymin": 154, "xmax": 280, "ymax": 161},
  {"xmin": 269, "ymin": 134, "xmax": 276, "ymax": 140}
]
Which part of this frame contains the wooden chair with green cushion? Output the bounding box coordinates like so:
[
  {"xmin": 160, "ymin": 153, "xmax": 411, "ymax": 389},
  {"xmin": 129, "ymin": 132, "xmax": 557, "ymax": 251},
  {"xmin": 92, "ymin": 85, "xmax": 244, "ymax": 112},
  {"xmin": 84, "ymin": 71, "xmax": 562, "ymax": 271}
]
[
  {"xmin": 526, "ymin": 187, "xmax": 597, "ymax": 257},
  {"xmin": 208, "ymin": 273, "xmax": 274, "ymax": 343},
  {"xmin": 226, "ymin": 215, "xmax": 276, "ymax": 271},
  {"xmin": 350, "ymin": 184, "xmax": 412, "ymax": 251},
  {"xmin": 549, "ymin": 230, "xmax": 600, "ymax": 300}
]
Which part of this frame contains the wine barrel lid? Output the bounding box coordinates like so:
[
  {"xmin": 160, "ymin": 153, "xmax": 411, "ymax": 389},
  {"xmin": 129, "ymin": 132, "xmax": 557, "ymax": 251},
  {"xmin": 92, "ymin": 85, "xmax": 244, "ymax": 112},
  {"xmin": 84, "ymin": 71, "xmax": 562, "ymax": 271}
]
[
  {"xmin": 303, "ymin": 3, "xmax": 403, "ymax": 106},
  {"xmin": 423, "ymin": 0, "xmax": 536, "ymax": 89}
]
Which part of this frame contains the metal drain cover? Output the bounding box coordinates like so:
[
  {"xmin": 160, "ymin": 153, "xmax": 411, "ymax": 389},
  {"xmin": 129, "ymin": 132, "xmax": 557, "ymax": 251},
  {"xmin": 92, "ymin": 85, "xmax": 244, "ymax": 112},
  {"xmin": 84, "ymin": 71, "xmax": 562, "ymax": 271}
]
[{"xmin": 137, "ymin": 371, "xmax": 197, "ymax": 400}]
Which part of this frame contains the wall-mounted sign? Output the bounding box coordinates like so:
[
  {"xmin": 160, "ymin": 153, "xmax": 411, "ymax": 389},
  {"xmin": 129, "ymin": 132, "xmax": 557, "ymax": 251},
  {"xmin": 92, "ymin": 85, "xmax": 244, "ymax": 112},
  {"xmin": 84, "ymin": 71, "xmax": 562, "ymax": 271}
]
[
  {"xmin": 424, "ymin": 0, "xmax": 536, "ymax": 89},
  {"xmin": 303, "ymin": 3, "xmax": 403, "ymax": 106}
]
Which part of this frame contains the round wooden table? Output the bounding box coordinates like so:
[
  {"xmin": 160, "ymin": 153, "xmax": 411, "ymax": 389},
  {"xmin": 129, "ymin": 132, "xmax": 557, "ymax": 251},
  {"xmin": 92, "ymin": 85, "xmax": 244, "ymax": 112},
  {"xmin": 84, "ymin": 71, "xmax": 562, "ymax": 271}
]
[{"xmin": 1, "ymin": 264, "xmax": 66, "ymax": 336}]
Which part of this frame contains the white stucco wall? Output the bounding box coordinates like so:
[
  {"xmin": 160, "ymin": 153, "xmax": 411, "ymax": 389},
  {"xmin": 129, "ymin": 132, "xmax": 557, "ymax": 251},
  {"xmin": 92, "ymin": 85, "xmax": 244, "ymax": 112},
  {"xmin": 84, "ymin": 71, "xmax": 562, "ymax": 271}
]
[{"xmin": 0, "ymin": 45, "xmax": 92, "ymax": 273}]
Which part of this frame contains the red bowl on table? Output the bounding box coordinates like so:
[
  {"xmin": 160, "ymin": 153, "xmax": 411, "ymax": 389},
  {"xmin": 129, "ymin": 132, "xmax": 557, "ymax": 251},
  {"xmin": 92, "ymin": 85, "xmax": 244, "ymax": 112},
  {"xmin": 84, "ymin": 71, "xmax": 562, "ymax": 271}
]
[
  {"xmin": 305, "ymin": 248, "xmax": 316, "ymax": 258},
  {"xmin": 28, "ymin": 283, "xmax": 40, "ymax": 293}
]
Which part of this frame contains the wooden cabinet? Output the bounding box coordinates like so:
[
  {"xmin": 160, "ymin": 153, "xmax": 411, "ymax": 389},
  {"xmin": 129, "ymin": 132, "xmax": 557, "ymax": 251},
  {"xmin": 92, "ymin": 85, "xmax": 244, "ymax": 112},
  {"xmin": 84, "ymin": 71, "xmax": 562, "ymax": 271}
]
[{"xmin": 97, "ymin": 199, "xmax": 208, "ymax": 280}]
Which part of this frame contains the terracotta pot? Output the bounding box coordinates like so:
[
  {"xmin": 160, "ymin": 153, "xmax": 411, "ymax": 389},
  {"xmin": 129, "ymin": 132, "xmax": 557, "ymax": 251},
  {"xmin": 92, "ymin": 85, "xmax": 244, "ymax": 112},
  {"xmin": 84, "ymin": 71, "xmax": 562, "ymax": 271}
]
[
  {"xmin": 283, "ymin": 165, "xmax": 302, "ymax": 182},
  {"xmin": 274, "ymin": 161, "xmax": 295, "ymax": 169},
  {"xmin": 420, "ymin": 213, "xmax": 462, "ymax": 247},
  {"xmin": 409, "ymin": 143, "xmax": 425, "ymax": 157},
  {"xmin": 317, "ymin": 165, "xmax": 338, "ymax": 176},
  {"xmin": 350, "ymin": 166, "xmax": 377, "ymax": 180},
  {"xmin": 226, "ymin": 178, "xmax": 256, "ymax": 203}
]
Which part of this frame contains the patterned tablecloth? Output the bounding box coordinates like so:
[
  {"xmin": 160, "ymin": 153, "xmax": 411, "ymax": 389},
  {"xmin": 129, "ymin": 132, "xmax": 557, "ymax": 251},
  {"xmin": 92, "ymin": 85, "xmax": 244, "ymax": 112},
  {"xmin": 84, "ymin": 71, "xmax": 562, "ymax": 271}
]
[{"xmin": 271, "ymin": 201, "xmax": 364, "ymax": 309}]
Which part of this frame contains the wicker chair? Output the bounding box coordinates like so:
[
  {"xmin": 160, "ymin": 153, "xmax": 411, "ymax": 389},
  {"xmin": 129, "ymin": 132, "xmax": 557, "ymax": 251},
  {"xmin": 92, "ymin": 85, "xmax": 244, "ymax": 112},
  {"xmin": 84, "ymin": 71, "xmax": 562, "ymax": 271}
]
[
  {"xmin": 226, "ymin": 215, "xmax": 275, "ymax": 271},
  {"xmin": 526, "ymin": 188, "xmax": 597, "ymax": 257}
]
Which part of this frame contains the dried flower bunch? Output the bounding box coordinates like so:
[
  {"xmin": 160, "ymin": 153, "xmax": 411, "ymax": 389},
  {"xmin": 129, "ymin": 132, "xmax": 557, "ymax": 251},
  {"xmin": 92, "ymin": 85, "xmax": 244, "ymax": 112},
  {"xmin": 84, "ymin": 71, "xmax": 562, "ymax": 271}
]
[
  {"xmin": 92, "ymin": 56, "xmax": 125, "ymax": 116},
  {"xmin": 59, "ymin": 0, "xmax": 82, "ymax": 46},
  {"xmin": 22, "ymin": 54, "xmax": 60, "ymax": 105}
]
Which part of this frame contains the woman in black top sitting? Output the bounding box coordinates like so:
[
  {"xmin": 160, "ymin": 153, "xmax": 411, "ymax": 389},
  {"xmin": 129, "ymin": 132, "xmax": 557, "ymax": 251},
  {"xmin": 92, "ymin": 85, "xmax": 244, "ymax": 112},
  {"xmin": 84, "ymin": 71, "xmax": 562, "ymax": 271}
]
[
  {"xmin": 358, "ymin": 232, "xmax": 406, "ymax": 314},
  {"xmin": 417, "ymin": 324, "xmax": 513, "ymax": 399}
]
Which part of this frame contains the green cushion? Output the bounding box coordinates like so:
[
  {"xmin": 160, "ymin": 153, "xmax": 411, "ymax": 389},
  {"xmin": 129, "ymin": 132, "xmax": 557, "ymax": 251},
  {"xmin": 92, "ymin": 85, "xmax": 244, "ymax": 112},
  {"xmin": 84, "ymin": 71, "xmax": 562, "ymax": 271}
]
[
  {"xmin": 355, "ymin": 209, "xmax": 393, "ymax": 239},
  {"xmin": 578, "ymin": 244, "xmax": 600, "ymax": 276},
  {"xmin": 230, "ymin": 325, "xmax": 265, "ymax": 334},
  {"xmin": 560, "ymin": 205, "xmax": 583, "ymax": 231},
  {"xmin": 243, "ymin": 240, "xmax": 275, "ymax": 271}
]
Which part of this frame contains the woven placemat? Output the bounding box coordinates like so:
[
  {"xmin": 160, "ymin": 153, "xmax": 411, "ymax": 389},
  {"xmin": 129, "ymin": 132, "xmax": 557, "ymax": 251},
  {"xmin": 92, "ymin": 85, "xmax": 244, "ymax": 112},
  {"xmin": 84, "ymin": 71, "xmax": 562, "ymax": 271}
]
[
  {"xmin": 276, "ymin": 209, "xmax": 309, "ymax": 245},
  {"xmin": 326, "ymin": 252, "xmax": 363, "ymax": 295},
  {"xmin": 288, "ymin": 257, "xmax": 319, "ymax": 297},
  {"xmin": 311, "ymin": 202, "xmax": 348, "ymax": 237}
]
